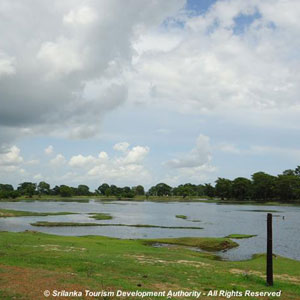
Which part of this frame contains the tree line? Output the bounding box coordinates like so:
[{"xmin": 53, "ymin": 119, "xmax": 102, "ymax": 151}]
[{"xmin": 1, "ymin": 166, "xmax": 300, "ymax": 202}]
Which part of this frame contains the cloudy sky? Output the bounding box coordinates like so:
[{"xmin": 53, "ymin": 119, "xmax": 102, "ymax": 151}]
[{"xmin": 1, "ymin": 0, "xmax": 300, "ymax": 189}]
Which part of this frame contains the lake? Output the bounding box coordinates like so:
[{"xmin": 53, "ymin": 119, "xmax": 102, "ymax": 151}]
[{"xmin": 0, "ymin": 200, "xmax": 299, "ymax": 261}]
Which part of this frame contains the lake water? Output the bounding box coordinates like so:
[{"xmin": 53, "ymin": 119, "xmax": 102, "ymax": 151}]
[{"xmin": 0, "ymin": 200, "xmax": 299, "ymax": 261}]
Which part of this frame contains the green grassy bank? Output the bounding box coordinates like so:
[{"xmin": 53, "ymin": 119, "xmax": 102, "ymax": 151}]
[{"xmin": 0, "ymin": 232, "xmax": 299, "ymax": 299}]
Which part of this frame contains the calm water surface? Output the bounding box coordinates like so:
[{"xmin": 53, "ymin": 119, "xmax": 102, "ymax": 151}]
[{"xmin": 0, "ymin": 200, "xmax": 299, "ymax": 261}]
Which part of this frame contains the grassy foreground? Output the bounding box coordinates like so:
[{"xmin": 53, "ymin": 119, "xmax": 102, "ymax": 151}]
[{"xmin": 0, "ymin": 232, "xmax": 299, "ymax": 299}]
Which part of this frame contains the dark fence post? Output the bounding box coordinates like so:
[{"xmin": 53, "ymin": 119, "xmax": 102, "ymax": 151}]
[{"xmin": 267, "ymin": 213, "xmax": 273, "ymax": 286}]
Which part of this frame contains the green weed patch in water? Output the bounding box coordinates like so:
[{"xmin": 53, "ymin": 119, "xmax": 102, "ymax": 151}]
[
  {"xmin": 144, "ymin": 237, "xmax": 239, "ymax": 252},
  {"xmin": 31, "ymin": 222, "xmax": 102, "ymax": 227},
  {"xmin": 176, "ymin": 215, "xmax": 187, "ymax": 219},
  {"xmin": 225, "ymin": 234, "xmax": 257, "ymax": 239},
  {"xmin": 0, "ymin": 209, "xmax": 76, "ymax": 218},
  {"xmin": 30, "ymin": 221, "xmax": 203, "ymax": 229},
  {"xmin": 88, "ymin": 213, "xmax": 113, "ymax": 220}
]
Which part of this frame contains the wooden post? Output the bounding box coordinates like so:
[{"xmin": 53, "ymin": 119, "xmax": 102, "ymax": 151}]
[{"xmin": 267, "ymin": 213, "xmax": 273, "ymax": 286}]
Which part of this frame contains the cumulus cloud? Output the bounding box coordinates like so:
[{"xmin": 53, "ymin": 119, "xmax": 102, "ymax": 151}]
[
  {"xmin": 128, "ymin": 0, "xmax": 300, "ymax": 129},
  {"xmin": 0, "ymin": 146, "xmax": 24, "ymax": 174},
  {"xmin": 0, "ymin": 146, "xmax": 23, "ymax": 166},
  {"xmin": 164, "ymin": 134, "xmax": 216, "ymax": 184},
  {"xmin": 63, "ymin": 6, "xmax": 98, "ymax": 25},
  {"xmin": 120, "ymin": 146, "xmax": 150, "ymax": 165},
  {"xmin": 166, "ymin": 135, "xmax": 212, "ymax": 168},
  {"xmin": 0, "ymin": 0, "xmax": 185, "ymax": 146},
  {"xmin": 44, "ymin": 145, "xmax": 54, "ymax": 155},
  {"xmin": 113, "ymin": 142, "xmax": 130, "ymax": 152},
  {"xmin": 50, "ymin": 154, "xmax": 66, "ymax": 166},
  {"xmin": 68, "ymin": 143, "xmax": 151, "ymax": 184},
  {"xmin": 69, "ymin": 154, "xmax": 98, "ymax": 168}
]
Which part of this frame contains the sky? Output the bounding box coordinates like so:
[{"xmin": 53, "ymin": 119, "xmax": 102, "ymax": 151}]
[{"xmin": 1, "ymin": 0, "xmax": 300, "ymax": 190}]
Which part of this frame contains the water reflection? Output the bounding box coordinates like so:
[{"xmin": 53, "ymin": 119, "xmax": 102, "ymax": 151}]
[{"xmin": 0, "ymin": 200, "xmax": 299, "ymax": 261}]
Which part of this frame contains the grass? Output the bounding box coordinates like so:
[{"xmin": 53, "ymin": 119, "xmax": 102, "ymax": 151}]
[
  {"xmin": 225, "ymin": 234, "xmax": 257, "ymax": 239},
  {"xmin": 144, "ymin": 237, "xmax": 239, "ymax": 252},
  {"xmin": 30, "ymin": 221, "xmax": 203, "ymax": 229},
  {"xmin": 0, "ymin": 208, "xmax": 76, "ymax": 218},
  {"xmin": 0, "ymin": 231, "xmax": 299, "ymax": 299},
  {"xmin": 176, "ymin": 215, "xmax": 187, "ymax": 219},
  {"xmin": 88, "ymin": 213, "xmax": 113, "ymax": 220}
]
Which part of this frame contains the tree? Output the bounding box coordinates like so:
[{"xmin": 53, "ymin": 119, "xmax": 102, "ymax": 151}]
[
  {"xmin": 0, "ymin": 184, "xmax": 14, "ymax": 192},
  {"xmin": 110, "ymin": 185, "xmax": 119, "ymax": 196},
  {"xmin": 51, "ymin": 185, "xmax": 60, "ymax": 195},
  {"xmin": 251, "ymin": 172, "xmax": 276, "ymax": 200},
  {"xmin": 133, "ymin": 185, "xmax": 145, "ymax": 196},
  {"xmin": 97, "ymin": 183, "xmax": 110, "ymax": 195},
  {"xmin": 121, "ymin": 186, "xmax": 134, "ymax": 198},
  {"xmin": 17, "ymin": 182, "xmax": 36, "ymax": 197},
  {"xmin": 148, "ymin": 183, "xmax": 172, "ymax": 196},
  {"xmin": 215, "ymin": 178, "xmax": 232, "ymax": 200},
  {"xmin": 231, "ymin": 177, "xmax": 251, "ymax": 200},
  {"xmin": 0, "ymin": 184, "xmax": 18, "ymax": 199},
  {"xmin": 282, "ymin": 169, "xmax": 295, "ymax": 176},
  {"xmin": 59, "ymin": 185, "xmax": 72, "ymax": 197},
  {"xmin": 204, "ymin": 183, "xmax": 215, "ymax": 198},
  {"xmin": 77, "ymin": 184, "xmax": 90, "ymax": 196},
  {"xmin": 295, "ymin": 166, "xmax": 300, "ymax": 177},
  {"xmin": 37, "ymin": 181, "xmax": 50, "ymax": 195},
  {"xmin": 275, "ymin": 174, "xmax": 300, "ymax": 201},
  {"xmin": 105, "ymin": 188, "xmax": 111, "ymax": 197}
]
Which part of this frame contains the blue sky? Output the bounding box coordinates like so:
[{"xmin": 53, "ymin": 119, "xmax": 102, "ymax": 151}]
[{"xmin": 1, "ymin": 0, "xmax": 300, "ymax": 190}]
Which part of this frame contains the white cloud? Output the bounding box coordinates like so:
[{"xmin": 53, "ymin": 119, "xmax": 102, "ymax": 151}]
[
  {"xmin": 0, "ymin": 146, "xmax": 23, "ymax": 166},
  {"xmin": 121, "ymin": 146, "xmax": 149, "ymax": 165},
  {"xmin": 0, "ymin": 146, "xmax": 24, "ymax": 174},
  {"xmin": 166, "ymin": 135, "xmax": 212, "ymax": 168},
  {"xmin": 0, "ymin": 52, "xmax": 15, "ymax": 77},
  {"xmin": 63, "ymin": 6, "xmax": 98, "ymax": 25},
  {"xmin": 0, "ymin": 0, "xmax": 185, "ymax": 147},
  {"xmin": 128, "ymin": 0, "xmax": 300, "ymax": 129},
  {"xmin": 98, "ymin": 151, "xmax": 108, "ymax": 160},
  {"xmin": 164, "ymin": 134, "xmax": 216, "ymax": 184},
  {"xmin": 68, "ymin": 143, "xmax": 151, "ymax": 184},
  {"xmin": 37, "ymin": 38, "xmax": 84, "ymax": 76},
  {"xmin": 44, "ymin": 145, "xmax": 54, "ymax": 155},
  {"xmin": 113, "ymin": 142, "xmax": 130, "ymax": 152},
  {"xmin": 50, "ymin": 154, "xmax": 66, "ymax": 166},
  {"xmin": 69, "ymin": 154, "xmax": 97, "ymax": 168}
]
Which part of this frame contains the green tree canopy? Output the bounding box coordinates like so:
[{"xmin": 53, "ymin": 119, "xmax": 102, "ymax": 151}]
[{"xmin": 37, "ymin": 181, "xmax": 50, "ymax": 195}]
